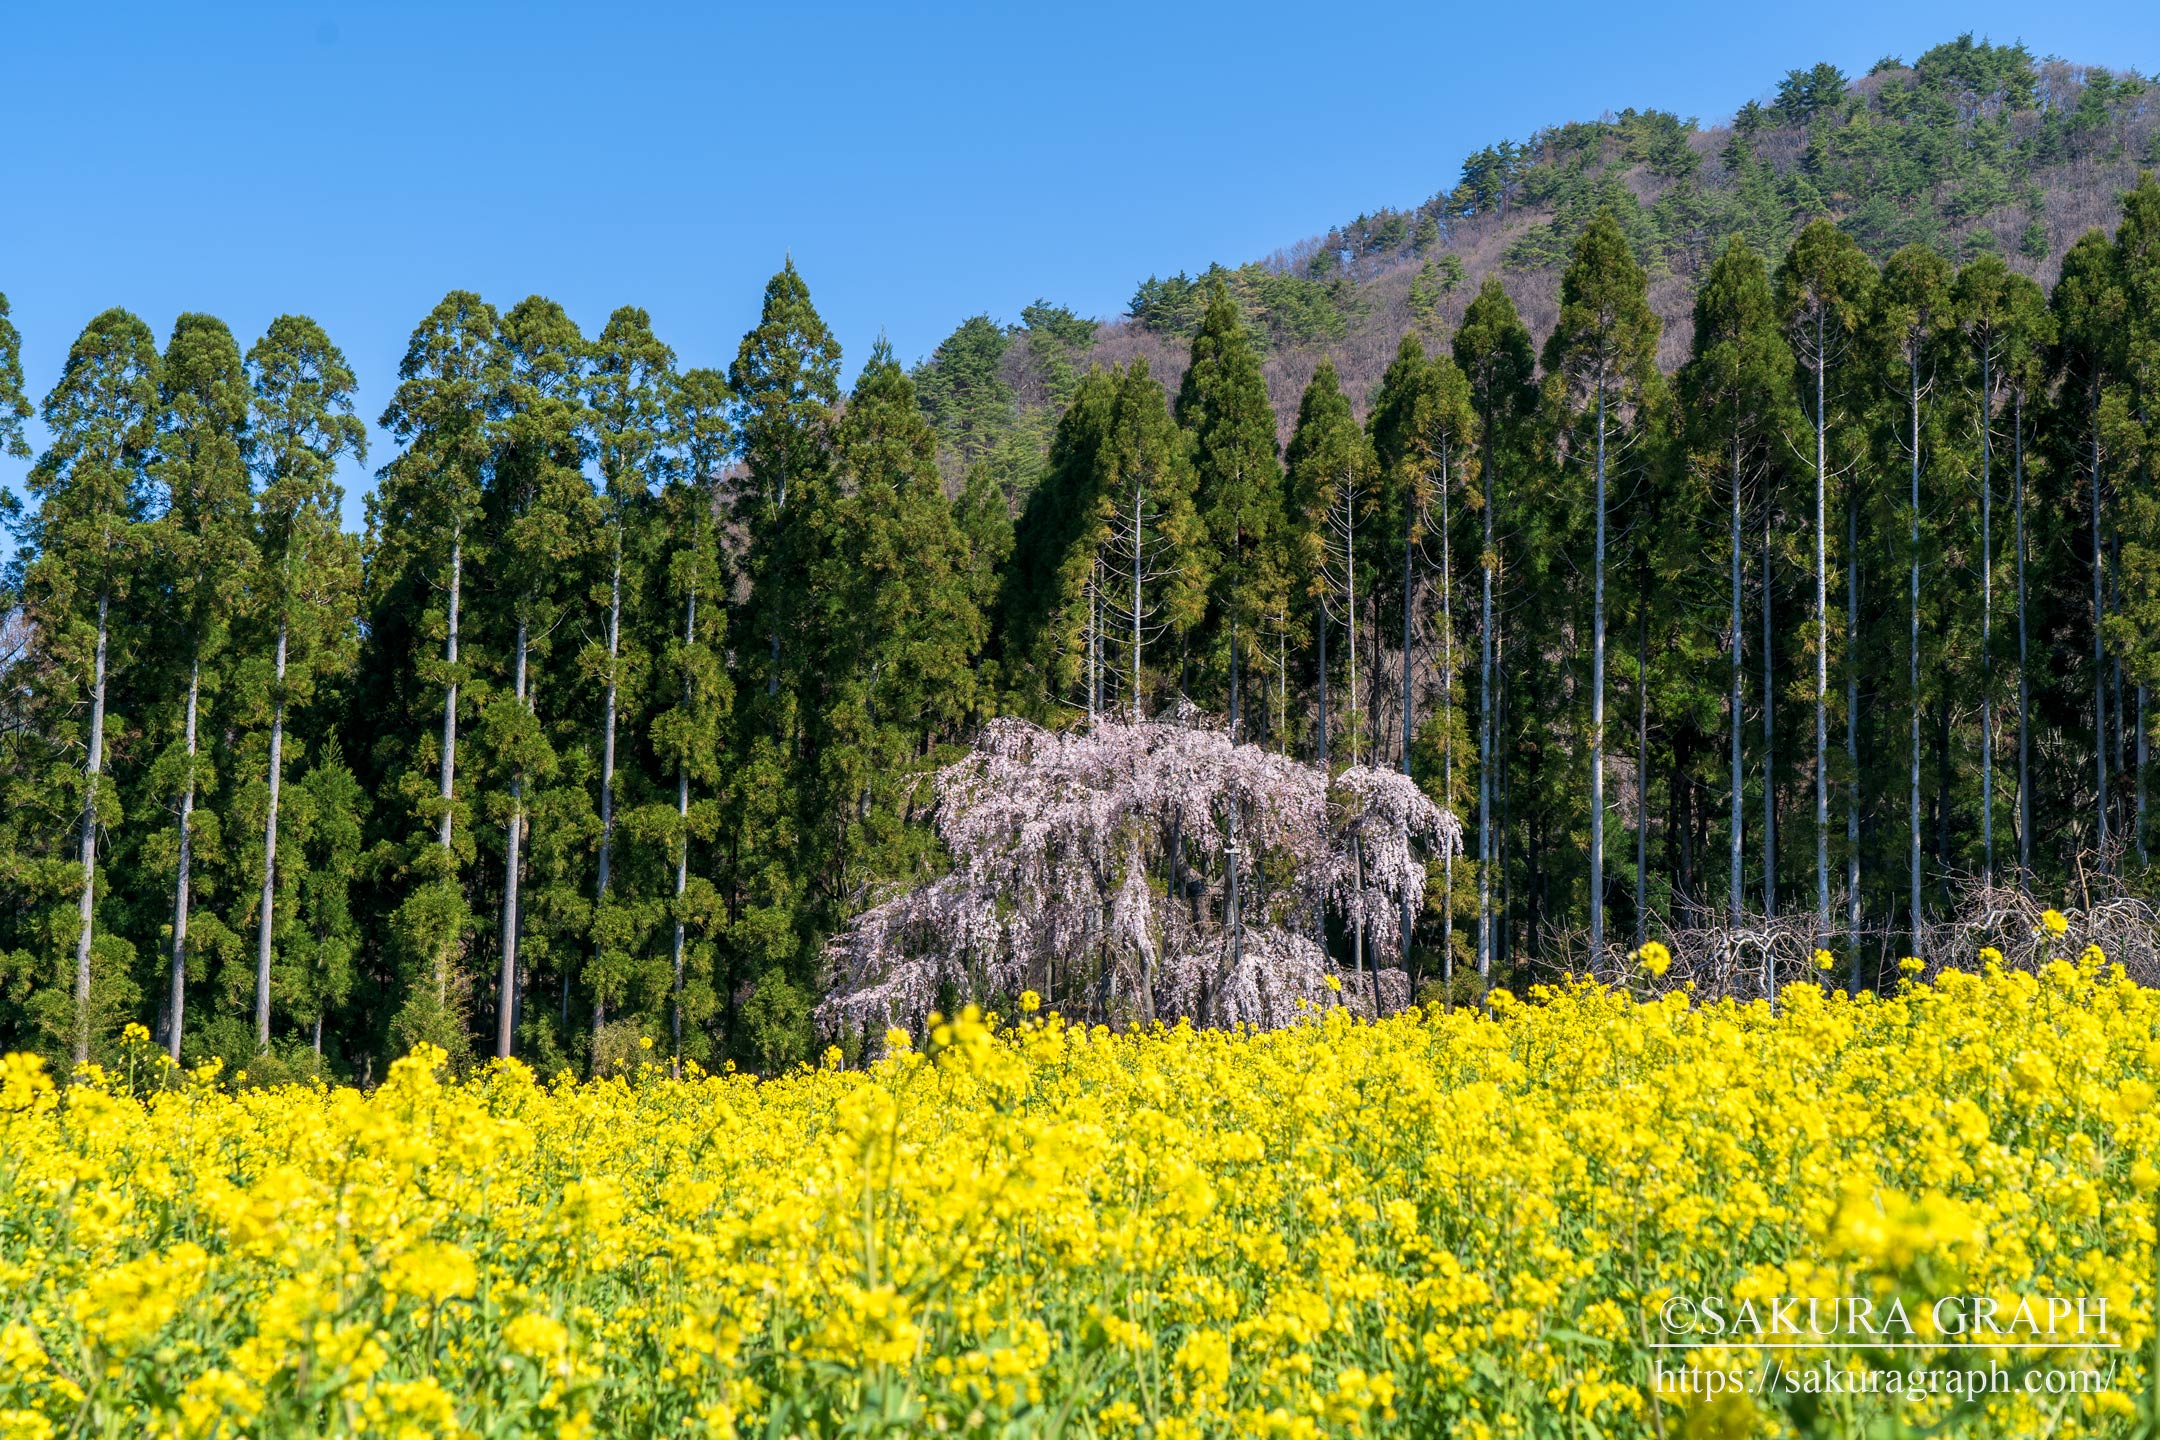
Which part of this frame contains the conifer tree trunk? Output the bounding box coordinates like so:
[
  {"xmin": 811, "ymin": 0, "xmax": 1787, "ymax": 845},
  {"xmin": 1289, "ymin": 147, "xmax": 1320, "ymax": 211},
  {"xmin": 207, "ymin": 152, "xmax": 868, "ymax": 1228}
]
[
  {"xmin": 1347, "ymin": 497, "xmax": 1359, "ymax": 767},
  {"xmin": 74, "ymin": 591, "xmax": 109, "ymax": 1066},
  {"xmin": 595, "ymin": 531, "xmax": 623, "ymax": 1035},
  {"xmin": 1230, "ymin": 617, "xmax": 1241, "ymax": 743},
  {"xmin": 1479, "ymin": 445, "xmax": 1495, "ymax": 984},
  {"xmin": 2016, "ymin": 393, "xmax": 2031, "ymax": 888},
  {"xmin": 2094, "ymin": 428, "xmax": 2108, "ymax": 860},
  {"xmin": 497, "ymin": 619, "xmax": 528, "ymax": 1060},
  {"xmin": 768, "ymin": 462, "xmax": 787, "ymax": 697},
  {"xmin": 2114, "ymin": 620, "xmax": 2125, "ymax": 836},
  {"xmin": 1635, "ymin": 596, "xmax": 1647, "ymax": 947},
  {"xmin": 1226, "ymin": 791, "xmax": 1242, "ymax": 971},
  {"xmin": 254, "ymin": 620, "xmax": 288, "ymax": 1056},
  {"xmin": 1729, "ymin": 439, "xmax": 1743, "ymax": 927},
  {"xmin": 1980, "ymin": 353, "xmax": 1994, "ymax": 888},
  {"xmin": 1813, "ymin": 315, "xmax": 1830, "ymax": 945},
  {"xmin": 439, "ymin": 530, "xmax": 462, "ymax": 855},
  {"xmin": 2114, "ymin": 559, "xmax": 2126, "ymax": 838},
  {"xmin": 1277, "ymin": 614, "xmax": 1287, "ymax": 754},
  {"xmin": 1317, "ymin": 609, "xmax": 1329, "ymax": 766},
  {"xmin": 1763, "ymin": 516, "xmax": 1776, "ymax": 917},
  {"xmin": 1846, "ymin": 493, "xmax": 1861, "ymax": 986},
  {"xmin": 1909, "ymin": 349, "xmax": 1923, "ymax": 945},
  {"xmin": 1402, "ymin": 496, "xmax": 1416, "ymax": 769},
  {"xmin": 1437, "ymin": 457, "xmax": 1453, "ymax": 980},
  {"xmin": 1131, "ymin": 486, "xmax": 1144, "ymax": 722},
  {"xmin": 432, "ymin": 526, "xmax": 464, "ymax": 1012},
  {"xmin": 671, "ymin": 586, "xmax": 694, "ymax": 1071},
  {"xmin": 1590, "ymin": 377, "xmax": 1607, "ymax": 962},
  {"xmin": 172, "ymin": 656, "xmax": 200, "ymax": 1057},
  {"xmin": 1088, "ymin": 558, "xmax": 1100, "ymax": 721},
  {"xmin": 1350, "ymin": 836, "xmax": 1366, "ymax": 1002}
]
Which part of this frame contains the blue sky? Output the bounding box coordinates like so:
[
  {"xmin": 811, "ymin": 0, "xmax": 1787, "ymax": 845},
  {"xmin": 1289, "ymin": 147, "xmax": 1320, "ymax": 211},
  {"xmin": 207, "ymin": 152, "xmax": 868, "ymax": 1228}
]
[{"xmin": 4, "ymin": 1, "xmax": 2156, "ymax": 529}]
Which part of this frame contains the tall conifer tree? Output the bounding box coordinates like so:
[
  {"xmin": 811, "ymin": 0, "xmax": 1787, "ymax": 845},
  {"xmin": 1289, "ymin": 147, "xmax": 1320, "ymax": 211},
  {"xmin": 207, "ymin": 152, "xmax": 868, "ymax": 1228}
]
[
  {"xmin": 587, "ymin": 306, "xmax": 671, "ymax": 1036},
  {"xmin": 1454, "ymin": 280, "xmax": 1536, "ymax": 982},
  {"xmin": 8, "ymin": 310, "xmax": 159, "ymax": 1062},
  {"xmin": 2053, "ymin": 232, "xmax": 2127, "ymax": 863},
  {"xmin": 241, "ymin": 316, "xmax": 366, "ymax": 1056},
  {"xmin": 1543, "ymin": 212, "xmax": 1661, "ymax": 962},
  {"xmin": 653, "ymin": 367, "xmax": 733, "ymax": 1068},
  {"xmin": 0, "ymin": 294, "xmax": 29, "ymax": 461},
  {"xmin": 148, "ymin": 314, "xmax": 255, "ymax": 1056},
  {"xmin": 484, "ymin": 298, "xmax": 594, "ymax": 1057},
  {"xmin": 1679, "ymin": 238, "xmax": 1790, "ymax": 929},
  {"xmin": 369, "ymin": 291, "xmax": 499, "ymax": 1060},
  {"xmin": 1177, "ymin": 278, "xmax": 1282, "ymax": 738},
  {"xmin": 1776, "ymin": 222, "xmax": 1874, "ymax": 946},
  {"xmin": 725, "ymin": 265, "xmax": 839, "ymax": 1068},
  {"xmin": 1286, "ymin": 359, "xmax": 1374, "ymax": 767},
  {"xmin": 2106, "ymin": 176, "xmax": 2160, "ymax": 868},
  {"xmin": 1953, "ymin": 256, "xmax": 2020, "ymax": 890},
  {"xmin": 1870, "ymin": 245, "xmax": 1952, "ymax": 944}
]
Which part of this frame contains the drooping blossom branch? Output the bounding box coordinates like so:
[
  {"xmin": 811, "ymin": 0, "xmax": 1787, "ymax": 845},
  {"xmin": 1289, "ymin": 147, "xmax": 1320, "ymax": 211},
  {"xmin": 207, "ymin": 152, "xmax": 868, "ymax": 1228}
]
[{"xmin": 816, "ymin": 714, "xmax": 1460, "ymax": 1043}]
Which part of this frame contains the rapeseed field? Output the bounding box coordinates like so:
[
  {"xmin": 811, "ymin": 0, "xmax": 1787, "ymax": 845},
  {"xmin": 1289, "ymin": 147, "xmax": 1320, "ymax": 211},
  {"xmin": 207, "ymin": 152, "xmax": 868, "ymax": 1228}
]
[{"xmin": 2, "ymin": 953, "xmax": 2155, "ymax": 1437}]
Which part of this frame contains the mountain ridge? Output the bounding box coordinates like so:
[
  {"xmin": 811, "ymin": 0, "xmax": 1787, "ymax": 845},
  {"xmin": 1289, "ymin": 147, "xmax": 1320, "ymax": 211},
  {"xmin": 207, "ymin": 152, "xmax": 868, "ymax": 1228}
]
[{"xmin": 915, "ymin": 34, "xmax": 2160, "ymax": 458}]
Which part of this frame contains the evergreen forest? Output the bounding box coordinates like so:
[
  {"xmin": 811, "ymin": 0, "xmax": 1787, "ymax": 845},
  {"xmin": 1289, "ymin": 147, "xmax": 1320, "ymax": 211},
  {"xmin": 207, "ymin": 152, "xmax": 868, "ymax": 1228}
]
[{"xmin": 7, "ymin": 36, "xmax": 2160, "ymax": 1077}]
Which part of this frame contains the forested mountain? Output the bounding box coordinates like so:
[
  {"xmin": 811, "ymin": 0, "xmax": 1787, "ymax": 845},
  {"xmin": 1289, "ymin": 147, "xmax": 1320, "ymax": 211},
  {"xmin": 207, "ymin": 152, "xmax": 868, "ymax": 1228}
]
[
  {"xmin": 6, "ymin": 35, "xmax": 2160, "ymax": 1080},
  {"xmin": 928, "ymin": 34, "xmax": 2158, "ymax": 443}
]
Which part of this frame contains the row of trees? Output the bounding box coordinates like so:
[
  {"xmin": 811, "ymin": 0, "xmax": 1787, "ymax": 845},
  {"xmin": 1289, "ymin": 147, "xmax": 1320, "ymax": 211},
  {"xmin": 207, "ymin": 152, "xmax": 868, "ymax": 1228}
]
[
  {"xmin": 0, "ymin": 273, "xmax": 996, "ymax": 1077},
  {"xmin": 4, "ymin": 173, "xmax": 2159, "ymax": 1074}
]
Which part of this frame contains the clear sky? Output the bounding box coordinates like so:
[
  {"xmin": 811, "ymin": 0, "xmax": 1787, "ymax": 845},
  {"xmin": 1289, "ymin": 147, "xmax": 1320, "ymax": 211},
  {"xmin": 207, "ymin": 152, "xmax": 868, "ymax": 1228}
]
[{"xmin": 3, "ymin": 1, "xmax": 2156, "ymax": 529}]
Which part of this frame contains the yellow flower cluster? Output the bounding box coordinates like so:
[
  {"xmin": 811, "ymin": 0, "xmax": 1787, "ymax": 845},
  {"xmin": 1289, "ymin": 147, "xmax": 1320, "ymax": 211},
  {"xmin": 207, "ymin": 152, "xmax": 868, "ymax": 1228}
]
[{"xmin": 2, "ymin": 958, "xmax": 2156, "ymax": 1438}]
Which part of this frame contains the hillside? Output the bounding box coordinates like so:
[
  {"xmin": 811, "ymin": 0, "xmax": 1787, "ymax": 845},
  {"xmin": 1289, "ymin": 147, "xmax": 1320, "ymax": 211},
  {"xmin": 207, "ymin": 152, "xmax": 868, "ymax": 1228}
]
[{"xmin": 915, "ymin": 34, "xmax": 2160, "ymax": 459}]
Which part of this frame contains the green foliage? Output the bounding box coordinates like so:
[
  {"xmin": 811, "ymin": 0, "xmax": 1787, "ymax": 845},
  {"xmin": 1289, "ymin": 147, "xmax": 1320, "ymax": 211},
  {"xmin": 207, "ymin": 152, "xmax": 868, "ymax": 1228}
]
[
  {"xmin": 912, "ymin": 315, "xmax": 1014, "ymax": 466},
  {"xmin": 1775, "ymin": 62, "xmax": 1850, "ymax": 126},
  {"xmin": 134, "ymin": 313, "xmax": 256, "ymax": 1054},
  {"xmin": 730, "ymin": 260, "xmax": 841, "ymax": 701},
  {"xmin": 1005, "ymin": 369, "xmax": 1120, "ymax": 712},
  {"xmin": 1408, "ymin": 256, "xmax": 1464, "ymax": 322},
  {"xmin": 739, "ymin": 967, "xmax": 810, "ymax": 1073},
  {"xmin": 229, "ymin": 315, "xmax": 368, "ymax": 1057},
  {"xmin": 2103, "ymin": 176, "xmax": 2160, "ymax": 690},
  {"xmin": 0, "ymin": 293, "xmax": 29, "ymax": 460},
  {"xmin": 1273, "ymin": 32, "xmax": 2141, "ymax": 308},
  {"xmin": 1, "ymin": 309, "xmax": 160, "ymax": 1062},
  {"xmin": 797, "ymin": 339, "xmax": 983, "ymax": 933},
  {"xmin": 648, "ymin": 365, "xmax": 734, "ymax": 1070},
  {"xmin": 1177, "ymin": 280, "xmax": 1283, "ymax": 720},
  {"xmin": 586, "ymin": 304, "xmax": 674, "ymax": 1030},
  {"xmin": 1130, "ymin": 262, "xmax": 1354, "ymax": 351},
  {"xmin": 364, "ymin": 290, "xmax": 500, "ymax": 1060},
  {"xmin": 1284, "ymin": 357, "xmax": 1374, "ymax": 760}
]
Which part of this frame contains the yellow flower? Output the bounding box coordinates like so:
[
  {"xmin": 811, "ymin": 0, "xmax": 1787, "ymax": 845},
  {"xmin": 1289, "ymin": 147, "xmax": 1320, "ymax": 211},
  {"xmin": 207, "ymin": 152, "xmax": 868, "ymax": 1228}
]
[
  {"xmin": 382, "ymin": 1240, "xmax": 477, "ymax": 1306},
  {"xmin": 1634, "ymin": 940, "xmax": 1672, "ymax": 978},
  {"xmin": 1812, "ymin": 948, "xmax": 1835, "ymax": 972},
  {"xmin": 504, "ymin": 1311, "xmax": 571, "ymax": 1360},
  {"xmin": 1018, "ymin": 990, "xmax": 1041, "ymax": 1014},
  {"xmin": 2040, "ymin": 908, "xmax": 2069, "ymax": 937},
  {"xmin": 1324, "ymin": 975, "xmax": 1343, "ymax": 992},
  {"xmin": 71, "ymin": 1243, "xmax": 209, "ymax": 1353},
  {"xmin": 2, "ymin": 957, "xmax": 2152, "ymax": 1438}
]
